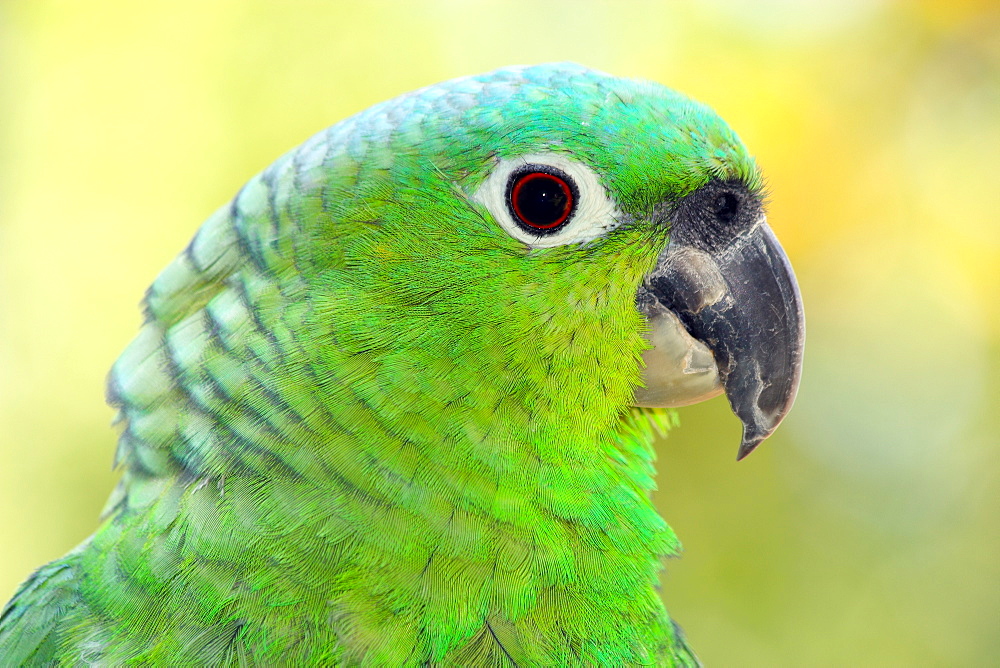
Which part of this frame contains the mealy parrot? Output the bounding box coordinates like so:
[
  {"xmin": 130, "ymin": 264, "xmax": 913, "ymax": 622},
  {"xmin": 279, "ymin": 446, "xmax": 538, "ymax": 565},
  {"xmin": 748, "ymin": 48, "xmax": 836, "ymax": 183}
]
[{"xmin": 0, "ymin": 63, "xmax": 803, "ymax": 665}]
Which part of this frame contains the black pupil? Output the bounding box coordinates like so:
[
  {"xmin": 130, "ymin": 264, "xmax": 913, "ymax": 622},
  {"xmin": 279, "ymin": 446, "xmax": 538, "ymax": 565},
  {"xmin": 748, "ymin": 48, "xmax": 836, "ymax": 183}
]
[
  {"xmin": 713, "ymin": 192, "xmax": 740, "ymax": 223},
  {"xmin": 514, "ymin": 174, "xmax": 568, "ymax": 227}
]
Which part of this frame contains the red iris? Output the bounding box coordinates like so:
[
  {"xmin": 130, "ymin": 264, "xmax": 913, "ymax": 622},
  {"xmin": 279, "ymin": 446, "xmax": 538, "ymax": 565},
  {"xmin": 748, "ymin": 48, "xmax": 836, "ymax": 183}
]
[{"xmin": 508, "ymin": 171, "xmax": 575, "ymax": 230}]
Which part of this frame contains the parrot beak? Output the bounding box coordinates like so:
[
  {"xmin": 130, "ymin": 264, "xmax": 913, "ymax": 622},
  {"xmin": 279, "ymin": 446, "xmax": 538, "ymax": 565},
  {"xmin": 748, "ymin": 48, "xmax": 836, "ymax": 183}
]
[{"xmin": 634, "ymin": 211, "xmax": 804, "ymax": 460}]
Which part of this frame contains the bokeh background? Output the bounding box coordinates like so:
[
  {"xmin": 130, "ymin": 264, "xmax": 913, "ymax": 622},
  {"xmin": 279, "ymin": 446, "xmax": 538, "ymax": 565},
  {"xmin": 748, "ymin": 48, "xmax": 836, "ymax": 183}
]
[{"xmin": 1, "ymin": 0, "xmax": 997, "ymax": 664}]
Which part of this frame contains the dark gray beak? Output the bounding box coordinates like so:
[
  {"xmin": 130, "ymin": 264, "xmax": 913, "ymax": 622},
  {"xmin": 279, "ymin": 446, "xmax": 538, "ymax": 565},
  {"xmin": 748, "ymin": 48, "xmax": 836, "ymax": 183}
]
[{"xmin": 635, "ymin": 183, "xmax": 805, "ymax": 460}]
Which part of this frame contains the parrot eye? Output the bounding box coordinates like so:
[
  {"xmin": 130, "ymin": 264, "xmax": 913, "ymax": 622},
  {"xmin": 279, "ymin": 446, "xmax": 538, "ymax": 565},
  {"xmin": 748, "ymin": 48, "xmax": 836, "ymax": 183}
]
[
  {"xmin": 473, "ymin": 153, "xmax": 622, "ymax": 249},
  {"xmin": 505, "ymin": 167, "xmax": 577, "ymax": 233}
]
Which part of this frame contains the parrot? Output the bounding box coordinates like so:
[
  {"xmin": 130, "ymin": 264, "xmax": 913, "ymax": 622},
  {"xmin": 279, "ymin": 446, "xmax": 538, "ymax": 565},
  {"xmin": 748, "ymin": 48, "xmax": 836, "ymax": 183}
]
[{"xmin": 0, "ymin": 63, "xmax": 803, "ymax": 665}]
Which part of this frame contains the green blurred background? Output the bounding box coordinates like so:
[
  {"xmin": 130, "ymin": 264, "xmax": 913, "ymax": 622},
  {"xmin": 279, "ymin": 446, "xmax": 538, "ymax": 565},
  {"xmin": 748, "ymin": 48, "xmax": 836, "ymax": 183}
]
[{"xmin": 1, "ymin": 0, "xmax": 997, "ymax": 664}]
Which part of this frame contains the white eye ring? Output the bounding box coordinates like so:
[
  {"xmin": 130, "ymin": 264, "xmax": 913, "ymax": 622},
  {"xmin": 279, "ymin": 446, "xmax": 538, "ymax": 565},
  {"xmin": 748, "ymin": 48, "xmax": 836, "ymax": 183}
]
[{"xmin": 472, "ymin": 153, "xmax": 622, "ymax": 248}]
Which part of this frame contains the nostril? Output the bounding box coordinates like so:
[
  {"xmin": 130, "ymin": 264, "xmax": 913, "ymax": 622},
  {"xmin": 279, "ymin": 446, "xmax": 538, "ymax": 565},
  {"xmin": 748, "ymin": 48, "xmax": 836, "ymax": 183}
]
[{"xmin": 713, "ymin": 192, "xmax": 740, "ymax": 223}]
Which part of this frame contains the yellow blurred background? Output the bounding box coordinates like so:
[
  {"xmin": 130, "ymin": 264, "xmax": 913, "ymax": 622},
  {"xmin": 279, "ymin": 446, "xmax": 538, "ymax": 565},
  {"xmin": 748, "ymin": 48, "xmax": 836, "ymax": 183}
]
[{"xmin": 1, "ymin": 0, "xmax": 997, "ymax": 664}]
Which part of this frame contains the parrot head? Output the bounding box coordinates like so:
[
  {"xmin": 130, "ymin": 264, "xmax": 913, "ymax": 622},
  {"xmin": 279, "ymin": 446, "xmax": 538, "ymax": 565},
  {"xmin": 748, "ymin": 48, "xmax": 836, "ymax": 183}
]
[
  {"xmin": 303, "ymin": 63, "xmax": 803, "ymax": 460},
  {"xmin": 0, "ymin": 64, "xmax": 806, "ymax": 665}
]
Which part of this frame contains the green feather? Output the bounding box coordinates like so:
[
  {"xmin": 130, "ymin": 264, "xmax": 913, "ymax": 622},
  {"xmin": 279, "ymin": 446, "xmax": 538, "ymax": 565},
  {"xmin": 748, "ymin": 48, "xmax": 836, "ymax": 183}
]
[{"xmin": 1, "ymin": 62, "xmax": 760, "ymax": 665}]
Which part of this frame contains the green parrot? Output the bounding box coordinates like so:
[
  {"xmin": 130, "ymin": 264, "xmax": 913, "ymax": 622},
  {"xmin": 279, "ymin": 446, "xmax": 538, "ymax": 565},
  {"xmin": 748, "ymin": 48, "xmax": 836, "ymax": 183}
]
[{"xmin": 0, "ymin": 63, "xmax": 803, "ymax": 665}]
